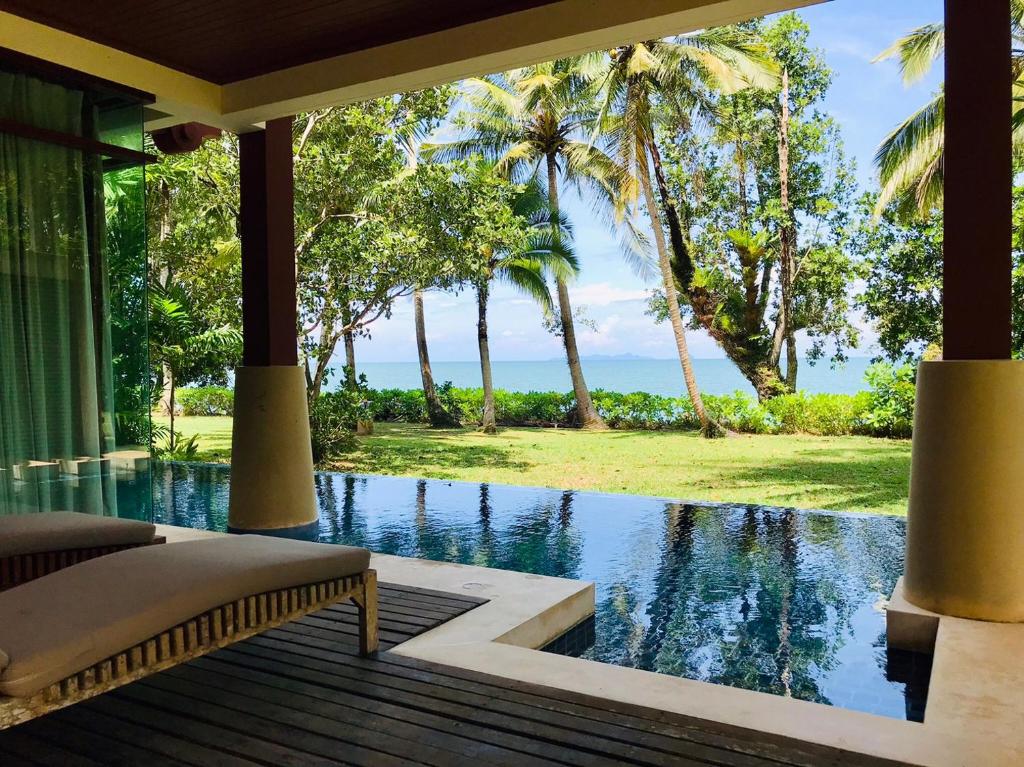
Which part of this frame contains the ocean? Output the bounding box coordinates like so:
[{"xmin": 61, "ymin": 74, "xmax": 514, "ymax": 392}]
[{"xmin": 348, "ymin": 357, "xmax": 875, "ymax": 397}]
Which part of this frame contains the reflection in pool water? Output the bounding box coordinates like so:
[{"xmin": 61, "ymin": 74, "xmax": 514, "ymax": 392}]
[{"xmin": 152, "ymin": 462, "xmax": 929, "ymax": 721}]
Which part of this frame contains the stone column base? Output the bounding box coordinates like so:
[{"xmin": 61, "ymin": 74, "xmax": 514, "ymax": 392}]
[
  {"xmin": 228, "ymin": 366, "xmax": 318, "ymax": 537},
  {"xmin": 904, "ymin": 360, "xmax": 1024, "ymax": 621}
]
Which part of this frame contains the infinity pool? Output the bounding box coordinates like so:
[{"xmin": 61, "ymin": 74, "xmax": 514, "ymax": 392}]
[{"xmin": 151, "ymin": 462, "xmax": 929, "ymax": 721}]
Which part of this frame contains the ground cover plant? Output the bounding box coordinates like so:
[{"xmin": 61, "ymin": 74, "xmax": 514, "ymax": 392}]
[{"xmin": 154, "ymin": 415, "xmax": 910, "ymax": 515}]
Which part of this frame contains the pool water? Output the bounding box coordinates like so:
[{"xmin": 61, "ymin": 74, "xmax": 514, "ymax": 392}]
[{"xmin": 151, "ymin": 462, "xmax": 929, "ymax": 721}]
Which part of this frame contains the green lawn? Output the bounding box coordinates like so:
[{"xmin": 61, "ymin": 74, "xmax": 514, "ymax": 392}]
[
  {"xmin": 157, "ymin": 416, "xmax": 911, "ymax": 515},
  {"xmin": 156, "ymin": 415, "xmax": 234, "ymax": 462}
]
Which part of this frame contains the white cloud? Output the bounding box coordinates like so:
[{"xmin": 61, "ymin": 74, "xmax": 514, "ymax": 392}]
[{"xmin": 568, "ymin": 282, "xmax": 651, "ymax": 307}]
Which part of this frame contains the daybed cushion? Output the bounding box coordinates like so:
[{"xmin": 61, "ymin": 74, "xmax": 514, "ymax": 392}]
[
  {"xmin": 0, "ymin": 512, "xmax": 156, "ymax": 558},
  {"xmin": 0, "ymin": 535, "xmax": 370, "ymax": 697}
]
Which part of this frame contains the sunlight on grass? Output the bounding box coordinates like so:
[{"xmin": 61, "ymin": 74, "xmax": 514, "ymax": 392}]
[
  {"xmin": 154, "ymin": 415, "xmax": 233, "ymax": 462},
  {"xmin": 164, "ymin": 416, "xmax": 911, "ymax": 515}
]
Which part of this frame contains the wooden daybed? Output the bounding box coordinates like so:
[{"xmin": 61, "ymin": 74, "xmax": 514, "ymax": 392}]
[
  {"xmin": 0, "ymin": 535, "xmax": 377, "ymax": 728},
  {"xmin": 0, "ymin": 511, "xmax": 165, "ymax": 590}
]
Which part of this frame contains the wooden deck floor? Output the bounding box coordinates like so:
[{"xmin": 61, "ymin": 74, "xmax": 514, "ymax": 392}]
[{"xmin": 0, "ymin": 582, "xmax": 905, "ymax": 767}]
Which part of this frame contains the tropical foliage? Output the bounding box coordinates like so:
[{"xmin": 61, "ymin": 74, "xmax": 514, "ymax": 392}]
[
  {"xmin": 148, "ymin": 7, "xmax": 1013, "ymax": 454},
  {"xmin": 148, "ymin": 282, "xmax": 241, "ymax": 450},
  {"xmin": 653, "ymin": 15, "xmax": 859, "ymax": 403},
  {"xmin": 872, "ymin": 0, "xmax": 1024, "ymax": 218},
  {"xmin": 427, "ymin": 57, "xmax": 635, "ymax": 430}
]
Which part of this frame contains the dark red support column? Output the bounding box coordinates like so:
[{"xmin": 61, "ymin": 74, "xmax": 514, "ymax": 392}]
[
  {"xmin": 943, "ymin": 0, "xmax": 1012, "ymax": 359},
  {"xmin": 239, "ymin": 117, "xmax": 297, "ymax": 367}
]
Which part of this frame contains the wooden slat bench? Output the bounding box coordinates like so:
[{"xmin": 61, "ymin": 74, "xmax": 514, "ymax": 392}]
[
  {"xmin": 0, "ymin": 512, "xmax": 164, "ymax": 590},
  {"xmin": 0, "ymin": 535, "xmax": 377, "ymax": 729}
]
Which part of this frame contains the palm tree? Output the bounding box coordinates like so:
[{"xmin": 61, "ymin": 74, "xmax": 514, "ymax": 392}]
[
  {"xmin": 149, "ymin": 282, "xmax": 241, "ymax": 450},
  {"xmin": 593, "ymin": 32, "xmax": 775, "ymax": 435},
  {"xmin": 413, "ymin": 287, "xmax": 460, "ymax": 427},
  {"xmin": 477, "ymin": 179, "xmax": 580, "ymax": 433},
  {"xmin": 873, "ymin": 3, "xmax": 1024, "ymax": 218},
  {"xmin": 387, "ymin": 121, "xmax": 463, "ymax": 428},
  {"xmin": 427, "ymin": 58, "xmax": 631, "ymax": 430}
]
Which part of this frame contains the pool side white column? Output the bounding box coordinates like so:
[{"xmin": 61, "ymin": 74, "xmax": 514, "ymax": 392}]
[
  {"xmin": 900, "ymin": 1, "xmax": 1022, "ymax": 624},
  {"xmin": 902, "ymin": 361, "xmax": 1024, "ymax": 622},
  {"xmin": 228, "ymin": 365, "xmax": 317, "ymax": 536},
  {"xmin": 228, "ymin": 116, "xmax": 317, "ymax": 538}
]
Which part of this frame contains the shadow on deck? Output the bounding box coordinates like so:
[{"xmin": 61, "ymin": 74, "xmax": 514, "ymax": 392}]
[{"xmin": 0, "ymin": 583, "xmax": 903, "ymax": 766}]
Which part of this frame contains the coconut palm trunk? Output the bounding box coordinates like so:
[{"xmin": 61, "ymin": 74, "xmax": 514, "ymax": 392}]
[
  {"xmin": 775, "ymin": 67, "xmax": 798, "ymax": 390},
  {"xmin": 414, "ymin": 288, "xmax": 459, "ymax": 427},
  {"xmin": 546, "ymin": 154, "xmax": 606, "ymax": 429},
  {"xmin": 476, "ymin": 282, "xmax": 498, "ymax": 434},
  {"xmin": 640, "ymin": 142, "xmax": 722, "ymax": 437}
]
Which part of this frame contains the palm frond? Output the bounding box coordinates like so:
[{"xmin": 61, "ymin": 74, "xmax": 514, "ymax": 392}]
[
  {"xmin": 874, "ymin": 90, "xmax": 944, "ymax": 218},
  {"xmin": 874, "ymin": 23, "xmax": 944, "ymax": 86},
  {"xmin": 496, "ymin": 260, "xmax": 556, "ymax": 309}
]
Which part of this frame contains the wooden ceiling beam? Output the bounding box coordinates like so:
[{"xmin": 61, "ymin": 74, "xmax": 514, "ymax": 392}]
[{"xmin": 1, "ymin": 0, "xmax": 818, "ymax": 133}]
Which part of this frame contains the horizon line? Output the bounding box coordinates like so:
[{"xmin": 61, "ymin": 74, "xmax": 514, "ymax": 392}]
[{"xmin": 354, "ymin": 356, "xmax": 878, "ymax": 364}]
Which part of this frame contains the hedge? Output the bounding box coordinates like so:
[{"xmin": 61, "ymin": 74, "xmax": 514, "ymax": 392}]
[
  {"xmin": 174, "ymin": 363, "xmax": 915, "ymax": 440},
  {"xmin": 176, "ymin": 386, "xmax": 235, "ymax": 416}
]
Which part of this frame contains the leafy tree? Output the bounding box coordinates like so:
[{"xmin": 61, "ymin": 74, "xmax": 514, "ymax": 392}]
[
  {"xmin": 392, "ymin": 158, "xmax": 532, "ymax": 427},
  {"xmin": 148, "ymin": 282, "xmax": 241, "ymax": 449},
  {"xmin": 594, "ymin": 29, "xmax": 774, "ymax": 433},
  {"xmin": 857, "ymin": 189, "xmax": 1024, "ymax": 360},
  {"xmin": 654, "ymin": 14, "xmax": 859, "ymax": 400},
  {"xmin": 428, "ymin": 58, "xmax": 635, "ymax": 429},
  {"xmin": 872, "ymin": 2, "xmax": 1024, "ymax": 218},
  {"xmin": 854, "ymin": 196, "xmax": 942, "ymax": 361},
  {"xmin": 148, "ymin": 93, "xmax": 467, "ymax": 403},
  {"xmin": 294, "ymin": 91, "xmax": 458, "ymax": 399},
  {"xmin": 475, "ymin": 177, "xmax": 579, "ymax": 433},
  {"xmin": 147, "ymin": 137, "xmax": 242, "ymax": 410}
]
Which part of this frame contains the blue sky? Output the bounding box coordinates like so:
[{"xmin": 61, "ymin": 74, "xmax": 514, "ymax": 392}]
[{"xmin": 355, "ymin": 0, "xmax": 944, "ymax": 364}]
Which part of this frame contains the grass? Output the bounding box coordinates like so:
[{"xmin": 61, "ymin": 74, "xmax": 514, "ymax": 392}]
[
  {"xmin": 156, "ymin": 415, "xmax": 234, "ymax": 462},
  {"xmin": 157, "ymin": 416, "xmax": 911, "ymax": 515}
]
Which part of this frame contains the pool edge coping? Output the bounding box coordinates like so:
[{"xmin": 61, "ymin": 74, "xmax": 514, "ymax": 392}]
[{"xmin": 155, "ymin": 523, "xmax": 1023, "ymax": 767}]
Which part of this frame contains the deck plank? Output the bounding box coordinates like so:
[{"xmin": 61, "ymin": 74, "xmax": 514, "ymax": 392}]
[{"xmin": 0, "ymin": 581, "xmax": 906, "ymax": 767}]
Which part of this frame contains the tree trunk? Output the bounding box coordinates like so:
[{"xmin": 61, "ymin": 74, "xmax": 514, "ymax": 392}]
[
  {"xmin": 745, "ymin": 361, "xmax": 787, "ymax": 403},
  {"xmin": 546, "ymin": 153, "xmax": 606, "ymax": 429},
  {"xmin": 650, "ymin": 127, "xmax": 785, "ymax": 404},
  {"xmin": 341, "ymin": 300, "xmax": 357, "ymax": 389},
  {"xmin": 734, "ymin": 131, "xmax": 763, "ymax": 337},
  {"xmin": 785, "ymin": 335, "xmax": 798, "ymax": 391},
  {"xmin": 168, "ymin": 368, "xmax": 176, "ymax": 451},
  {"xmin": 641, "ymin": 142, "xmax": 723, "ymax": 438},
  {"xmin": 160, "ymin": 363, "xmax": 174, "ymax": 415},
  {"xmin": 157, "ymin": 183, "xmax": 175, "ymax": 416},
  {"xmin": 343, "ymin": 331, "xmax": 356, "ymax": 387},
  {"xmin": 307, "ymin": 330, "xmax": 339, "ymax": 402},
  {"xmin": 775, "ymin": 67, "xmax": 798, "ymax": 391},
  {"xmin": 476, "ymin": 283, "xmax": 497, "ymax": 434},
  {"xmin": 414, "ymin": 288, "xmax": 459, "ymax": 427}
]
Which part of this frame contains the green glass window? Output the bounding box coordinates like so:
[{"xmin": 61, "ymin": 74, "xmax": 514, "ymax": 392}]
[{"xmin": 0, "ymin": 70, "xmax": 151, "ymax": 520}]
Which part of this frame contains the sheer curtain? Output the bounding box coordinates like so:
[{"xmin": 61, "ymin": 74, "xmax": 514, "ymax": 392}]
[{"xmin": 0, "ymin": 72, "xmax": 118, "ymax": 516}]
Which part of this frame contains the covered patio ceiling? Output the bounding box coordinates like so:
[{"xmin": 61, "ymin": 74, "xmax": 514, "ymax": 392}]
[{"xmin": 0, "ymin": 0, "xmax": 817, "ymax": 132}]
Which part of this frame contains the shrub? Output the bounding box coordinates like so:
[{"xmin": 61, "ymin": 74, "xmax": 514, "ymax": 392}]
[
  {"xmin": 495, "ymin": 390, "xmax": 575, "ymax": 426},
  {"xmin": 858, "ymin": 362, "xmax": 916, "ymax": 438},
  {"xmin": 177, "ymin": 386, "xmax": 234, "ymax": 416},
  {"xmin": 326, "ymin": 376, "xmax": 915, "ymax": 440},
  {"xmin": 308, "ymin": 393, "xmax": 359, "ymax": 464},
  {"xmin": 594, "ymin": 390, "xmax": 689, "ymax": 429},
  {"xmin": 704, "ymin": 392, "xmax": 765, "ymax": 432}
]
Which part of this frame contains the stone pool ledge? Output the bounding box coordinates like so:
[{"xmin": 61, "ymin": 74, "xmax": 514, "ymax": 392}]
[
  {"xmin": 154, "ymin": 523, "xmax": 596, "ymax": 651},
  {"xmin": 155, "ymin": 524, "xmax": 1023, "ymax": 766},
  {"xmin": 886, "ymin": 577, "xmax": 1024, "ymax": 762}
]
